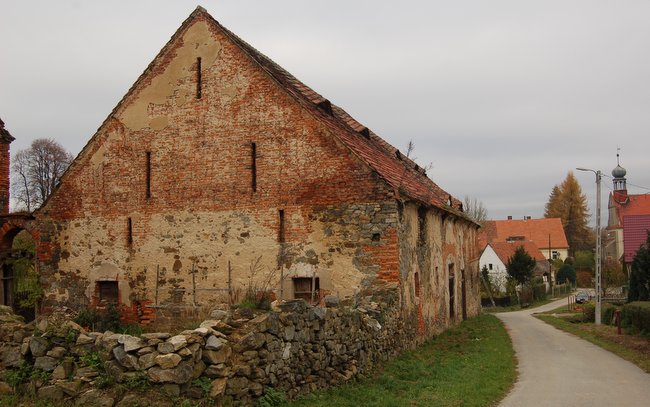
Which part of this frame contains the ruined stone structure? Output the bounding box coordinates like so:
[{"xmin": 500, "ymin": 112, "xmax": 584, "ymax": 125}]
[{"xmin": 0, "ymin": 8, "xmax": 479, "ymax": 338}]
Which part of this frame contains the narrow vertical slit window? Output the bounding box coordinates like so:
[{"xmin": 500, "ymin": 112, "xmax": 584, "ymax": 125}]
[
  {"xmin": 196, "ymin": 57, "xmax": 202, "ymax": 99},
  {"xmin": 145, "ymin": 152, "xmax": 151, "ymax": 199},
  {"xmin": 127, "ymin": 217, "xmax": 133, "ymax": 246},
  {"xmin": 278, "ymin": 209, "xmax": 285, "ymax": 243},
  {"xmin": 251, "ymin": 142, "xmax": 257, "ymax": 192}
]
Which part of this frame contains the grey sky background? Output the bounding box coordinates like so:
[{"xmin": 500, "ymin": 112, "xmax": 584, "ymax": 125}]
[{"xmin": 2, "ymin": 0, "xmax": 649, "ymax": 222}]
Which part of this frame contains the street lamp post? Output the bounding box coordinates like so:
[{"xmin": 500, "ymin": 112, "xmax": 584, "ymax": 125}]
[{"xmin": 576, "ymin": 167, "xmax": 602, "ymax": 325}]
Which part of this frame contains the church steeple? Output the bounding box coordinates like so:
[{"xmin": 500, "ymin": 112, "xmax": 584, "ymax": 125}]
[{"xmin": 612, "ymin": 149, "xmax": 628, "ymax": 204}]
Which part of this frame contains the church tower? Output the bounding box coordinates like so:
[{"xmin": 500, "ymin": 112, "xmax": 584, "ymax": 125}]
[{"xmin": 611, "ymin": 151, "xmax": 628, "ymax": 204}]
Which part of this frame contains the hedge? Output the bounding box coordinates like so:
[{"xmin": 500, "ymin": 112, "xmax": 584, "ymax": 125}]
[{"xmin": 621, "ymin": 301, "xmax": 650, "ymax": 334}]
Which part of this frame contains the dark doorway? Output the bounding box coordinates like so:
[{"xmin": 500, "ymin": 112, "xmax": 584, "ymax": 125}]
[
  {"xmin": 448, "ymin": 263, "xmax": 455, "ymax": 320},
  {"xmin": 293, "ymin": 277, "xmax": 319, "ymax": 303}
]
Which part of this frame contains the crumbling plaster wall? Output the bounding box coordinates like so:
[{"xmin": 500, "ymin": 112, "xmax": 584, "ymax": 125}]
[
  {"xmin": 398, "ymin": 202, "xmax": 480, "ymax": 338},
  {"xmin": 35, "ymin": 16, "xmax": 400, "ymax": 311}
]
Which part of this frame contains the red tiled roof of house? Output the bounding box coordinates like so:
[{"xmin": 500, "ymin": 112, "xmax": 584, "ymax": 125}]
[
  {"xmin": 489, "ymin": 241, "xmax": 547, "ymax": 263},
  {"xmin": 623, "ymin": 214, "xmax": 650, "ymax": 263},
  {"xmin": 613, "ymin": 194, "xmax": 650, "ymax": 227},
  {"xmin": 479, "ymin": 218, "xmax": 568, "ymax": 250}
]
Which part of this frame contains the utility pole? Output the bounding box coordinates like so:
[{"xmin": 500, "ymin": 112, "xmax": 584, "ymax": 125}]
[{"xmin": 577, "ymin": 167, "xmax": 602, "ymax": 325}]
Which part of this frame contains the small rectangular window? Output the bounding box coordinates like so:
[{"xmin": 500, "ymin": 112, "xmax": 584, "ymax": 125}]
[
  {"xmin": 98, "ymin": 281, "xmax": 119, "ymax": 304},
  {"xmin": 251, "ymin": 142, "xmax": 257, "ymax": 192},
  {"xmin": 278, "ymin": 209, "xmax": 285, "ymax": 243},
  {"xmin": 488, "ymin": 263, "xmax": 493, "ymax": 270},
  {"xmin": 127, "ymin": 217, "xmax": 133, "ymax": 246},
  {"xmin": 145, "ymin": 152, "xmax": 151, "ymax": 199},
  {"xmin": 293, "ymin": 277, "xmax": 319, "ymax": 302},
  {"xmin": 196, "ymin": 57, "xmax": 202, "ymax": 99}
]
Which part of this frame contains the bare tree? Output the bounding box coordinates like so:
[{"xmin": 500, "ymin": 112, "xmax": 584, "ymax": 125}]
[
  {"xmin": 11, "ymin": 138, "xmax": 73, "ymax": 212},
  {"xmin": 463, "ymin": 195, "xmax": 488, "ymax": 225}
]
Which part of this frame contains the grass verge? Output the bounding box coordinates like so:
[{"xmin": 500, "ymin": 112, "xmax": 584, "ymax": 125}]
[
  {"xmin": 285, "ymin": 314, "xmax": 515, "ymax": 407},
  {"xmin": 535, "ymin": 314, "xmax": 650, "ymax": 373}
]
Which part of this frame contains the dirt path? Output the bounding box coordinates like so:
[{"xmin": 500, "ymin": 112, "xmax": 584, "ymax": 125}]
[{"xmin": 496, "ymin": 298, "xmax": 650, "ymax": 407}]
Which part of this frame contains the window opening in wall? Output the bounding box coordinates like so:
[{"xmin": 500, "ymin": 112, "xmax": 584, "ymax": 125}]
[
  {"xmin": 127, "ymin": 217, "xmax": 133, "ymax": 246},
  {"xmin": 98, "ymin": 281, "xmax": 119, "ymax": 304},
  {"xmin": 448, "ymin": 263, "xmax": 455, "ymax": 320},
  {"xmin": 145, "ymin": 152, "xmax": 151, "ymax": 199},
  {"xmin": 488, "ymin": 263, "xmax": 493, "ymax": 270},
  {"xmin": 251, "ymin": 142, "xmax": 257, "ymax": 192},
  {"xmin": 293, "ymin": 277, "xmax": 319, "ymax": 302},
  {"xmin": 196, "ymin": 57, "xmax": 202, "ymax": 99},
  {"xmin": 372, "ymin": 233, "xmax": 380, "ymax": 242},
  {"xmin": 417, "ymin": 206, "xmax": 427, "ymax": 246},
  {"xmin": 278, "ymin": 209, "xmax": 285, "ymax": 243},
  {"xmin": 414, "ymin": 272, "xmax": 421, "ymax": 298}
]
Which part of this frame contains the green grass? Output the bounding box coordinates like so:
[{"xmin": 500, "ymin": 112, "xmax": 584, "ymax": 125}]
[
  {"xmin": 285, "ymin": 314, "xmax": 515, "ymax": 407},
  {"xmin": 535, "ymin": 314, "xmax": 650, "ymax": 373}
]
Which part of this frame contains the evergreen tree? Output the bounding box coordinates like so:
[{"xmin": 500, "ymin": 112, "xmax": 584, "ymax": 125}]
[
  {"xmin": 506, "ymin": 246, "xmax": 536, "ymax": 285},
  {"xmin": 629, "ymin": 231, "xmax": 650, "ymax": 302},
  {"xmin": 544, "ymin": 185, "xmax": 563, "ymax": 218},
  {"xmin": 556, "ymin": 263, "xmax": 576, "ymax": 284},
  {"xmin": 544, "ymin": 172, "xmax": 594, "ymax": 255}
]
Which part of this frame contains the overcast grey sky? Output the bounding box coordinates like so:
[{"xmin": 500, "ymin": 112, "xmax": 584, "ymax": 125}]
[{"xmin": 2, "ymin": 0, "xmax": 649, "ymax": 221}]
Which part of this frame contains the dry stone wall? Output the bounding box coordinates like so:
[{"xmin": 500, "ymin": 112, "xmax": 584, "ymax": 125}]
[{"xmin": 0, "ymin": 287, "xmax": 414, "ymax": 405}]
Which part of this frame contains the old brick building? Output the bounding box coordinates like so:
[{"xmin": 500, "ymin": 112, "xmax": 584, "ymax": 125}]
[{"xmin": 1, "ymin": 8, "xmax": 479, "ymax": 337}]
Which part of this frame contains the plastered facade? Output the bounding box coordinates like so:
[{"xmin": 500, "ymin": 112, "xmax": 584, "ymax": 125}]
[{"xmin": 3, "ymin": 9, "xmax": 480, "ymax": 335}]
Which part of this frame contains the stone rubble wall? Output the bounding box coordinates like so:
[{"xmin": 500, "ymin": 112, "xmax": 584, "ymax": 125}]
[{"xmin": 0, "ymin": 287, "xmax": 414, "ymax": 405}]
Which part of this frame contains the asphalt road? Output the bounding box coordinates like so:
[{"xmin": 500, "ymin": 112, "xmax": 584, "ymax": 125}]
[{"xmin": 496, "ymin": 298, "xmax": 650, "ymax": 407}]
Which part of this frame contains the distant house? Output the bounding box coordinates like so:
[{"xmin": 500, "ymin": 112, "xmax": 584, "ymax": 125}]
[
  {"xmin": 480, "ymin": 217, "xmax": 569, "ymax": 261},
  {"xmin": 621, "ymin": 214, "xmax": 650, "ymax": 274},
  {"xmin": 480, "ymin": 241, "xmax": 548, "ymax": 292},
  {"xmin": 606, "ymin": 156, "xmax": 650, "ymax": 274}
]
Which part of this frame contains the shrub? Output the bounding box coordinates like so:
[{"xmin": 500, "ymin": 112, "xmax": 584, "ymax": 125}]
[
  {"xmin": 621, "ymin": 301, "xmax": 650, "ymax": 334},
  {"xmin": 258, "ymin": 387, "xmax": 287, "ymax": 407},
  {"xmin": 74, "ymin": 308, "xmax": 99, "ymax": 330},
  {"xmin": 582, "ymin": 302, "xmax": 616, "ymax": 324},
  {"xmin": 533, "ymin": 283, "xmax": 547, "ymax": 301}
]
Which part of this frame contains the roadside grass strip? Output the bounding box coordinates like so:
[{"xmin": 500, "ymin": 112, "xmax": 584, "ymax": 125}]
[{"xmin": 285, "ymin": 314, "xmax": 516, "ymax": 407}]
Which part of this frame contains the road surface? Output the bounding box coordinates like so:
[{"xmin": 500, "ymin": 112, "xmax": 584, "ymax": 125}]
[{"xmin": 496, "ymin": 298, "xmax": 650, "ymax": 407}]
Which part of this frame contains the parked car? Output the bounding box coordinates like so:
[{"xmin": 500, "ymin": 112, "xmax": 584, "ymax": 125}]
[{"xmin": 576, "ymin": 291, "xmax": 590, "ymax": 304}]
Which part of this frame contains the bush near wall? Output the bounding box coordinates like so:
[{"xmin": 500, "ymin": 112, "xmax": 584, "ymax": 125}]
[{"xmin": 621, "ymin": 302, "xmax": 650, "ymax": 334}]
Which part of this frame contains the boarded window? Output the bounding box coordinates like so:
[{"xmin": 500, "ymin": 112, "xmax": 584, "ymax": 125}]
[
  {"xmin": 98, "ymin": 281, "xmax": 119, "ymax": 304},
  {"xmin": 293, "ymin": 277, "xmax": 319, "ymax": 302}
]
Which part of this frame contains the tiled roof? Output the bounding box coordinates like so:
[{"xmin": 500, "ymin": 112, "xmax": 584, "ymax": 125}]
[
  {"xmin": 623, "ymin": 214, "xmax": 650, "ymax": 263},
  {"xmin": 205, "ymin": 9, "xmax": 469, "ymax": 219},
  {"xmin": 479, "ymin": 218, "xmax": 568, "ymax": 250},
  {"xmin": 613, "ymin": 194, "xmax": 650, "ymax": 227},
  {"xmin": 489, "ymin": 241, "xmax": 547, "ymax": 263}
]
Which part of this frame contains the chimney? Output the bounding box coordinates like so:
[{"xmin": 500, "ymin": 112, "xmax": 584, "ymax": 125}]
[{"xmin": 0, "ymin": 118, "xmax": 15, "ymax": 215}]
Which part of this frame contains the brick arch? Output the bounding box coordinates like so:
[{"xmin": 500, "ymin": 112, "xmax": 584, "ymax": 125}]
[{"xmin": 0, "ymin": 214, "xmax": 36, "ymax": 252}]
